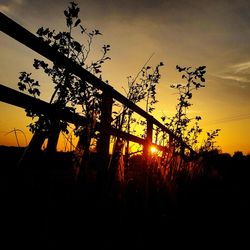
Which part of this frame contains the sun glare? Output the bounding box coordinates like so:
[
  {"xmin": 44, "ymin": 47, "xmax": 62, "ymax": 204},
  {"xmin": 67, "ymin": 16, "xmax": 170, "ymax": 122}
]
[{"xmin": 150, "ymin": 146, "xmax": 157, "ymax": 154}]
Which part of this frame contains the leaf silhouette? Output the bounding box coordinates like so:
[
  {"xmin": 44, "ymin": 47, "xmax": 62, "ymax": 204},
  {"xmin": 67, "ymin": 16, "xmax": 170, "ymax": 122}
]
[{"xmin": 74, "ymin": 18, "xmax": 81, "ymax": 27}]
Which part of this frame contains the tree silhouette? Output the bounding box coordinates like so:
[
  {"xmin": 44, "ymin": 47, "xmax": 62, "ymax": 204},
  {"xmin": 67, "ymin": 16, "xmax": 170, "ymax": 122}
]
[{"xmin": 17, "ymin": 2, "xmax": 111, "ymax": 154}]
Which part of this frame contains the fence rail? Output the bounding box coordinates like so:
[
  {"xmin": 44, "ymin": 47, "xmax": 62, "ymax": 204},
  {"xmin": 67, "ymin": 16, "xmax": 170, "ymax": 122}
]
[
  {"xmin": 0, "ymin": 84, "xmax": 166, "ymax": 152},
  {"xmin": 0, "ymin": 12, "xmax": 195, "ymax": 157}
]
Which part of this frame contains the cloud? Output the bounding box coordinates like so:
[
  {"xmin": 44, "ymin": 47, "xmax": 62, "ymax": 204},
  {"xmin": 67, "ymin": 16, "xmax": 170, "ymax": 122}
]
[
  {"xmin": 214, "ymin": 61, "xmax": 250, "ymax": 88},
  {"xmin": 219, "ymin": 75, "xmax": 250, "ymax": 83},
  {"xmin": 0, "ymin": 4, "xmax": 10, "ymax": 13},
  {"xmin": 231, "ymin": 61, "xmax": 250, "ymax": 73},
  {"xmin": 0, "ymin": 0, "xmax": 24, "ymax": 14}
]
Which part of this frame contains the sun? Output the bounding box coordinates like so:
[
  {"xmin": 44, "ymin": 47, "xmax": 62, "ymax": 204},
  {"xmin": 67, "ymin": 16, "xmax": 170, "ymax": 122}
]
[{"xmin": 150, "ymin": 146, "xmax": 157, "ymax": 154}]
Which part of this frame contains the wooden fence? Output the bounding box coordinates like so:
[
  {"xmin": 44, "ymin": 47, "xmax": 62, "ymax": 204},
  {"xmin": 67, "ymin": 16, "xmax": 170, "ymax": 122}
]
[{"xmin": 0, "ymin": 12, "xmax": 195, "ymax": 164}]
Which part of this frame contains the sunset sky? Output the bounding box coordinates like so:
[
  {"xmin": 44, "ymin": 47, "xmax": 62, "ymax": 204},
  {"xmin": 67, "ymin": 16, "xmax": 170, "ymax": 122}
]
[{"xmin": 1, "ymin": 0, "xmax": 250, "ymax": 155}]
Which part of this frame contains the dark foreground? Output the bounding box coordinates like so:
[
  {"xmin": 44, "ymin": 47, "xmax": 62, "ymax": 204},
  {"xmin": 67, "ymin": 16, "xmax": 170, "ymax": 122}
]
[{"xmin": 1, "ymin": 146, "xmax": 249, "ymax": 249}]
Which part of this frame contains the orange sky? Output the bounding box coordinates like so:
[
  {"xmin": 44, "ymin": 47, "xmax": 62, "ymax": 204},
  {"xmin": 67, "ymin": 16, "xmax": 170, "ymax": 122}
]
[{"xmin": 1, "ymin": 0, "xmax": 250, "ymax": 155}]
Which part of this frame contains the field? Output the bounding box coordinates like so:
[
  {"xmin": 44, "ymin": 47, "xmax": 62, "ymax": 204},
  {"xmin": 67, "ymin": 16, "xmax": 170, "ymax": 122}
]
[{"xmin": 0, "ymin": 145, "xmax": 249, "ymax": 249}]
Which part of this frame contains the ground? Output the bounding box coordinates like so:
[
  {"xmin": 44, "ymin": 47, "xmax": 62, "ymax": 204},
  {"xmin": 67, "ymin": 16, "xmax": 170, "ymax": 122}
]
[{"xmin": 0, "ymin": 146, "xmax": 249, "ymax": 249}]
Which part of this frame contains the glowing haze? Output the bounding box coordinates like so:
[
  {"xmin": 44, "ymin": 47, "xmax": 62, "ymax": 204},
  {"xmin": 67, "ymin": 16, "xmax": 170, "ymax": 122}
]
[{"xmin": 0, "ymin": 0, "xmax": 250, "ymax": 155}]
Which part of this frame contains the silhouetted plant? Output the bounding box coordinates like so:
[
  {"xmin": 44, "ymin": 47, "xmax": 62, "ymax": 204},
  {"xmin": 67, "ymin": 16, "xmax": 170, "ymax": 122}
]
[
  {"xmin": 113, "ymin": 61, "xmax": 163, "ymax": 132},
  {"xmin": 158, "ymin": 65, "xmax": 221, "ymax": 180},
  {"xmin": 161, "ymin": 65, "xmax": 207, "ymax": 151},
  {"xmin": 200, "ymin": 128, "xmax": 221, "ymax": 152},
  {"xmin": 111, "ymin": 61, "xmax": 164, "ymax": 158},
  {"xmin": 17, "ymin": 2, "xmax": 111, "ymax": 151},
  {"xmin": 5, "ymin": 128, "xmax": 28, "ymax": 147}
]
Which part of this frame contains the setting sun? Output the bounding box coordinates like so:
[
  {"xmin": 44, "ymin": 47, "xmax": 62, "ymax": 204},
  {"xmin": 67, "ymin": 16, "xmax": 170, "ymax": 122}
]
[{"xmin": 150, "ymin": 146, "xmax": 157, "ymax": 154}]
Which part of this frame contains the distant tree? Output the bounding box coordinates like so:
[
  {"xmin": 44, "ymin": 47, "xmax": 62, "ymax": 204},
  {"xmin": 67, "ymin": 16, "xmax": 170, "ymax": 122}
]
[{"xmin": 233, "ymin": 151, "xmax": 244, "ymax": 158}]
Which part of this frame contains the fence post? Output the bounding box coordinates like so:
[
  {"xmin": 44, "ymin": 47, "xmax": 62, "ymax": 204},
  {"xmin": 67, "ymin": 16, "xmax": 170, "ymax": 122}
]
[
  {"xmin": 143, "ymin": 116, "xmax": 153, "ymax": 158},
  {"xmin": 46, "ymin": 119, "xmax": 60, "ymax": 156},
  {"xmin": 168, "ymin": 135, "xmax": 174, "ymax": 179},
  {"xmin": 98, "ymin": 87, "xmax": 113, "ymax": 168},
  {"xmin": 143, "ymin": 116, "xmax": 153, "ymax": 215}
]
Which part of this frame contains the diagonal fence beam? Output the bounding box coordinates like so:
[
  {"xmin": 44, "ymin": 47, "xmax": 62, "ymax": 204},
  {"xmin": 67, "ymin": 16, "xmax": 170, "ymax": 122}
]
[
  {"xmin": 1, "ymin": 84, "xmax": 168, "ymax": 151},
  {"xmin": 0, "ymin": 84, "xmax": 87, "ymax": 126}
]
